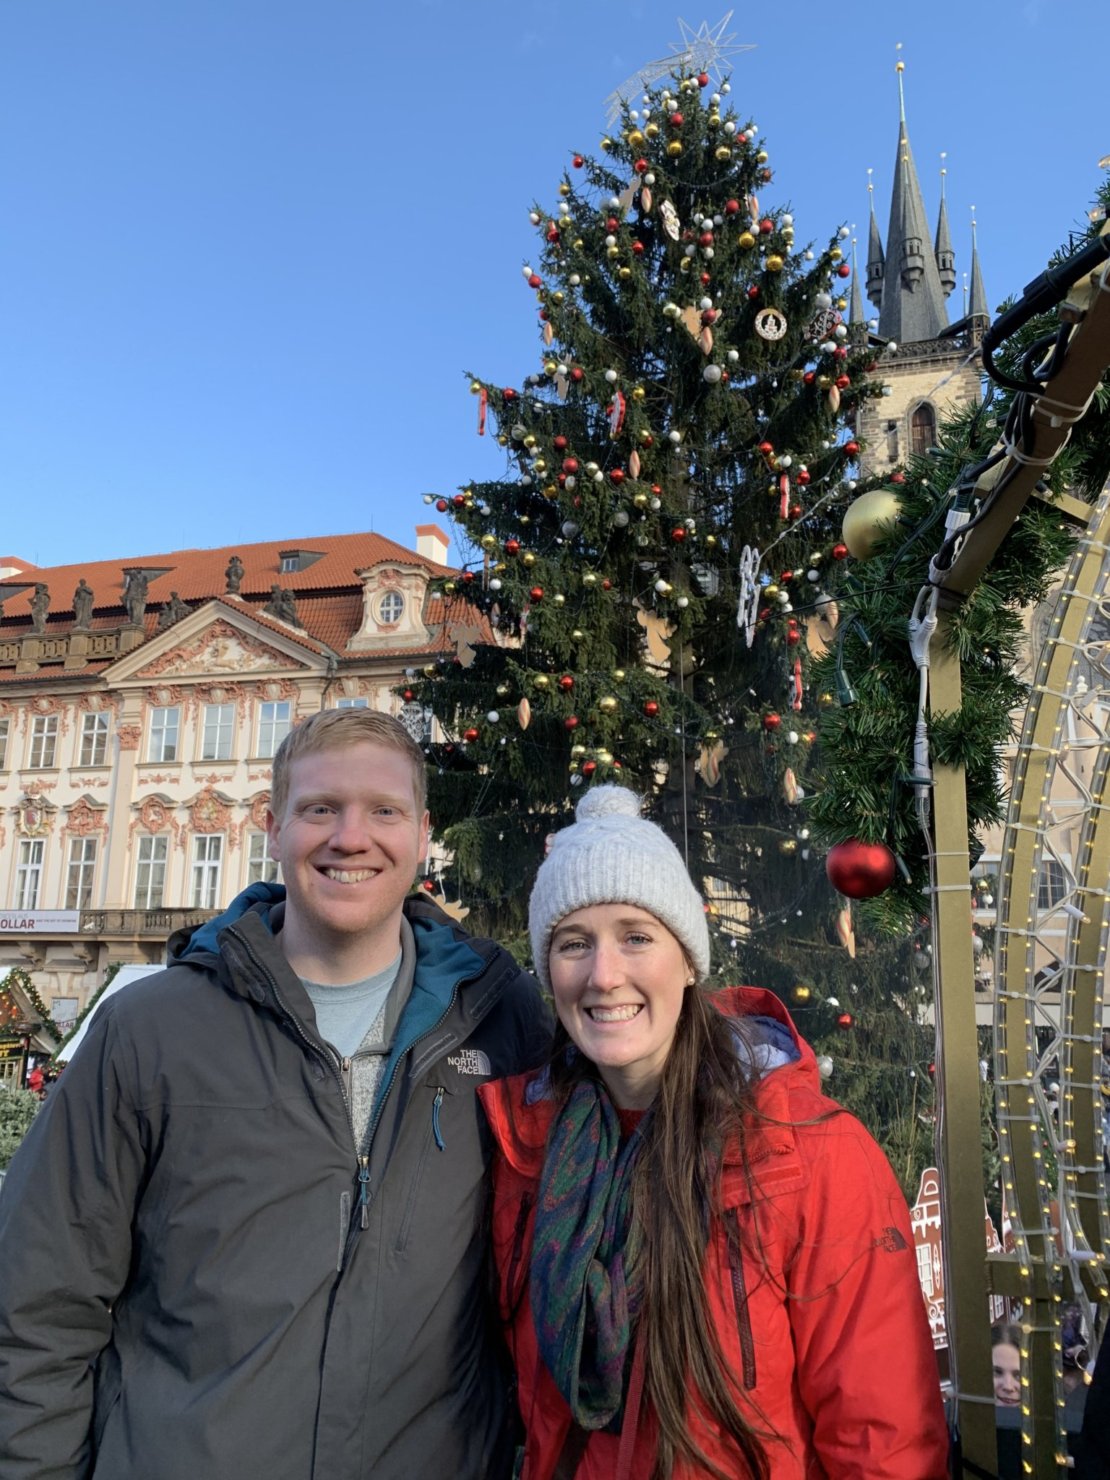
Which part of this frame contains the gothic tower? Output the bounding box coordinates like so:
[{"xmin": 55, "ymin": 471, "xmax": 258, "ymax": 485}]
[{"xmin": 854, "ymin": 62, "xmax": 990, "ymax": 478}]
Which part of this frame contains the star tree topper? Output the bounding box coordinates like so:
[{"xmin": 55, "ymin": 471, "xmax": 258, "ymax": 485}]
[{"xmin": 605, "ymin": 12, "xmax": 754, "ymax": 123}]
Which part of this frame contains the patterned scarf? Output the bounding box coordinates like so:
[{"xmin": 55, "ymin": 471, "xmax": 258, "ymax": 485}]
[{"xmin": 530, "ymin": 1077, "xmax": 650, "ymax": 1432}]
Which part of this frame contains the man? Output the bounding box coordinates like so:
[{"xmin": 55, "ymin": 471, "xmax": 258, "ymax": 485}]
[{"xmin": 0, "ymin": 710, "xmax": 548, "ymax": 1479}]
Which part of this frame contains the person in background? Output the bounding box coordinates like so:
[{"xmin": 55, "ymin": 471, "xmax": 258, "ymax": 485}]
[
  {"xmin": 480, "ymin": 786, "xmax": 949, "ymax": 1479},
  {"xmin": 0, "ymin": 708, "xmax": 548, "ymax": 1480},
  {"xmin": 991, "ymin": 1325, "xmax": 1023, "ymax": 1408}
]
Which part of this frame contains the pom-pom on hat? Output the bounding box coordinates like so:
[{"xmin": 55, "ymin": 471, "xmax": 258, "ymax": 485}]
[{"xmin": 528, "ymin": 784, "xmax": 710, "ymax": 989}]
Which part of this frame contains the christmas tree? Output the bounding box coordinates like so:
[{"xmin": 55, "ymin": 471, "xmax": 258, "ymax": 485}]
[{"xmin": 407, "ymin": 58, "xmax": 894, "ymax": 1096}]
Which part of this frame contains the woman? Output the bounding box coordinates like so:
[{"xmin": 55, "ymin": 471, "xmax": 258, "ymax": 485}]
[
  {"xmin": 479, "ymin": 787, "xmax": 948, "ymax": 1479},
  {"xmin": 991, "ymin": 1324, "xmax": 1022, "ymax": 1408}
]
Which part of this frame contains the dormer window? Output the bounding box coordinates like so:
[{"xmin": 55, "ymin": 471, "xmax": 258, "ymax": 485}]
[
  {"xmin": 378, "ymin": 591, "xmax": 404, "ymax": 625},
  {"xmin": 278, "ymin": 549, "xmax": 325, "ymax": 575}
]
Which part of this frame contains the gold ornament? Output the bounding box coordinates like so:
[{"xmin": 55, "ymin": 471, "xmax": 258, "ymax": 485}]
[
  {"xmin": 756, "ymin": 150, "xmax": 768, "ymax": 163},
  {"xmin": 829, "ymin": 246, "xmax": 842, "ymax": 261},
  {"xmin": 704, "ymin": 534, "xmax": 717, "ymax": 548},
  {"xmin": 631, "ymin": 385, "xmax": 646, "ymax": 402},
  {"xmin": 628, "ymin": 129, "xmax": 644, "ymax": 148},
  {"xmin": 469, "ymin": 379, "xmax": 482, "ymax": 394},
  {"xmin": 738, "ymin": 231, "xmax": 756, "ymax": 249},
  {"xmin": 497, "ymin": 434, "xmax": 509, "ymax": 446},
  {"xmin": 534, "ymin": 674, "xmax": 551, "ymax": 689},
  {"xmin": 543, "ymin": 484, "xmax": 558, "ymax": 498},
  {"xmin": 598, "ymin": 695, "xmax": 619, "ymax": 713},
  {"xmin": 523, "ymin": 433, "xmax": 536, "ymax": 448},
  {"xmin": 666, "ymin": 140, "xmax": 683, "ymax": 158},
  {"xmin": 496, "ymin": 682, "xmax": 511, "ymax": 697},
  {"xmin": 533, "ymin": 458, "xmax": 546, "ymax": 473},
  {"xmin": 522, "ymin": 551, "xmax": 536, "ymax": 566},
  {"xmin": 480, "ymin": 533, "xmax": 497, "ymax": 549},
  {"xmin": 714, "ymin": 145, "xmax": 732, "ymax": 162},
  {"xmin": 613, "ymin": 669, "xmax": 626, "ymax": 681},
  {"xmin": 607, "ymin": 245, "xmax": 620, "ymax": 260},
  {"xmin": 571, "ymin": 629, "xmax": 584, "ymax": 640},
  {"xmin": 766, "ymin": 254, "xmax": 784, "ymax": 272},
  {"xmin": 842, "ymin": 489, "xmax": 903, "ymax": 560},
  {"xmin": 552, "ymin": 593, "xmax": 565, "ymax": 606},
  {"xmin": 551, "ymin": 290, "xmax": 565, "ymax": 305},
  {"xmin": 792, "ymin": 984, "xmax": 812, "ymax": 1004},
  {"xmin": 779, "ymin": 838, "xmax": 797, "ymax": 855},
  {"xmin": 645, "ymin": 121, "xmax": 660, "ymax": 139},
  {"xmin": 573, "ymin": 238, "xmax": 583, "ymax": 249},
  {"xmin": 582, "ymin": 571, "xmax": 598, "ymax": 586},
  {"xmin": 601, "ymin": 137, "xmax": 613, "ymax": 151},
  {"xmin": 633, "ymin": 491, "xmax": 649, "ymax": 508},
  {"xmin": 559, "ymin": 182, "xmax": 571, "ymax": 196},
  {"xmin": 707, "ymin": 111, "xmax": 720, "ymax": 128},
  {"xmin": 618, "ymin": 266, "xmax": 631, "ymax": 280}
]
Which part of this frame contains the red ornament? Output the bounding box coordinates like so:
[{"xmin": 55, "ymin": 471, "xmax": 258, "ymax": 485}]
[
  {"xmin": 757, "ymin": 440, "xmax": 774, "ymax": 456},
  {"xmin": 435, "ymin": 498, "xmax": 448, "ymax": 512},
  {"xmin": 825, "ymin": 839, "xmax": 897, "ymax": 899},
  {"xmin": 505, "ymin": 538, "xmax": 521, "ymax": 555},
  {"xmin": 632, "ymin": 240, "xmax": 644, "ymax": 256},
  {"xmin": 836, "ymin": 263, "xmax": 851, "ymax": 278},
  {"xmin": 601, "ymin": 579, "xmax": 612, "ymax": 591},
  {"xmin": 582, "ymin": 761, "xmax": 597, "ymax": 777},
  {"xmin": 502, "ymin": 388, "xmax": 517, "ymax": 401},
  {"xmin": 570, "ymin": 367, "xmax": 584, "ymax": 383},
  {"xmin": 803, "ymin": 371, "xmax": 815, "ymax": 385},
  {"xmin": 762, "ymin": 712, "xmax": 782, "ymax": 731},
  {"xmin": 402, "ymin": 689, "xmax": 414, "ymax": 701},
  {"xmin": 546, "ymin": 222, "xmax": 559, "ymax": 243},
  {"xmin": 890, "ymin": 471, "xmax": 906, "ymax": 485},
  {"xmin": 725, "ymin": 198, "xmax": 740, "ymax": 215},
  {"xmin": 831, "ymin": 542, "xmax": 849, "ymax": 560},
  {"xmin": 539, "ymin": 309, "xmax": 550, "ymax": 322},
  {"xmin": 558, "ymin": 675, "xmax": 574, "ymax": 692},
  {"xmin": 780, "ymin": 570, "xmax": 794, "ymax": 583},
  {"xmin": 553, "ymin": 434, "xmax": 568, "ymax": 450},
  {"xmin": 421, "ymin": 878, "xmax": 436, "ymax": 892},
  {"xmin": 759, "ymin": 169, "xmax": 773, "ymax": 183},
  {"xmin": 747, "ymin": 285, "xmax": 760, "ymax": 300},
  {"xmin": 833, "ymin": 345, "xmax": 848, "ymax": 360},
  {"xmin": 669, "ymin": 112, "xmax": 684, "ymax": 128},
  {"xmin": 572, "ymin": 154, "xmax": 584, "ymax": 168},
  {"xmin": 844, "ymin": 440, "xmax": 860, "ymax": 456},
  {"xmin": 759, "ymin": 218, "xmax": 774, "ymax": 234},
  {"xmin": 606, "ymin": 217, "xmax": 619, "ymax": 232},
  {"xmin": 788, "ymin": 504, "xmax": 803, "ymax": 521},
  {"xmin": 562, "ymin": 457, "xmax": 579, "ymax": 474},
  {"xmin": 463, "ymin": 728, "xmax": 480, "ymax": 743},
  {"xmin": 461, "ymin": 571, "xmax": 474, "ymax": 584},
  {"xmin": 796, "ymin": 469, "xmax": 810, "ymax": 485},
  {"xmin": 634, "ymin": 157, "xmax": 649, "ymax": 175},
  {"xmin": 565, "ymin": 715, "xmax": 579, "ymax": 730},
  {"xmin": 527, "ymin": 273, "xmax": 542, "ymax": 289},
  {"xmin": 697, "ymin": 71, "xmax": 709, "ymax": 86},
  {"xmin": 643, "ymin": 700, "xmax": 660, "ymax": 717},
  {"xmin": 609, "ymin": 468, "xmax": 625, "ymax": 486},
  {"xmin": 671, "ymin": 527, "xmax": 687, "ymax": 542},
  {"xmin": 836, "ymin": 1013, "xmax": 854, "ymax": 1030},
  {"xmin": 529, "ymin": 587, "xmax": 544, "ymax": 602},
  {"xmin": 452, "ymin": 494, "xmax": 466, "ymax": 507},
  {"xmin": 698, "ymin": 230, "xmax": 714, "ymax": 248},
  {"xmin": 835, "ymin": 374, "xmax": 851, "ymax": 390},
  {"xmin": 700, "ymin": 307, "xmax": 718, "ymax": 325},
  {"xmin": 786, "ymin": 625, "xmax": 800, "ymax": 646},
  {"xmin": 700, "ymin": 272, "xmax": 712, "ymax": 286}
]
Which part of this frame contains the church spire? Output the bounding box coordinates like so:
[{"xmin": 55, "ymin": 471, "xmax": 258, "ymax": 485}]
[
  {"xmin": 865, "ymin": 169, "xmax": 885, "ymax": 311},
  {"xmin": 968, "ymin": 208, "xmax": 989, "ymax": 328},
  {"xmin": 877, "ymin": 56, "xmax": 949, "ymax": 343},
  {"xmin": 849, "ymin": 231, "xmax": 866, "ymax": 327},
  {"xmin": 934, "ymin": 154, "xmax": 956, "ymax": 298}
]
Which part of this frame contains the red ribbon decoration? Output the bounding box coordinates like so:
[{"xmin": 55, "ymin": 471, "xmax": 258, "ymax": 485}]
[
  {"xmin": 607, "ymin": 390, "xmax": 626, "ymax": 439},
  {"xmin": 477, "ymin": 387, "xmax": 488, "ymax": 436},
  {"xmin": 791, "ymin": 657, "xmax": 803, "ymax": 711}
]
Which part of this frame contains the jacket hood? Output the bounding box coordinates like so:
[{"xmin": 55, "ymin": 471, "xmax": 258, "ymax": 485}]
[{"xmin": 169, "ymin": 881, "xmax": 286, "ymax": 965}]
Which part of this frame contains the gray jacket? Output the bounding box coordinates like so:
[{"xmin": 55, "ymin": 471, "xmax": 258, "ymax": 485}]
[{"xmin": 0, "ymin": 891, "xmax": 549, "ymax": 1479}]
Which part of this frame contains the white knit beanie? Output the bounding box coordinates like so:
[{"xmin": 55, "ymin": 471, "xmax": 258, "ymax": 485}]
[{"xmin": 528, "ymin": 785, "xmax": 711, "ymax": 989}]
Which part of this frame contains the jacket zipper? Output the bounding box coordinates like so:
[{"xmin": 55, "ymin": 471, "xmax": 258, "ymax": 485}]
[
  {"xmin": 724, "ymin": 1207, "xmax": 757, "ymax": 1390},
  {"xmin": 505, "ymin": 1191, "xmax": 534, "ymax": 1315},
  {"xmin": 432, "ymin": 1087, "xmax": 445, "ymax": 1150}
]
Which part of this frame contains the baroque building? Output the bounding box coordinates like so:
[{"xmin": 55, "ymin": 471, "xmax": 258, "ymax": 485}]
[
  {"xmin": 854, "ymin": 62, "xmax": 989, "ymax": 477},
  {"xmin": 0, "ymin": 524, "xmax": 465, "ymax": 1070}
]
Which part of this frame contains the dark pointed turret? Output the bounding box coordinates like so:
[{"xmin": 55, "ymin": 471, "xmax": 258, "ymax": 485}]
[
  {"xmin": 865, "ymin": 171, "xmax": 885, "ymax": 311},
  {"xmin": 877, "ymin": 61, "xmax": 949, "ymax": 344},
  {"xmin": 934, "ymin": 156, "xmax": 956, "ymax": 298},
  {"xmin": 849, "ymin": 235, "xmax": 866, "ymax": 325},
  {"xmin": 968, "ymin": 211, "xmax": 989, "ymax": 335}
]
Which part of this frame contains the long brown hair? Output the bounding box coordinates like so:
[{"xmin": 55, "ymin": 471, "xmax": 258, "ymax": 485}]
[{"xmin": 549, "ymin": 982, "xmax": 773, "ymax": 1480}]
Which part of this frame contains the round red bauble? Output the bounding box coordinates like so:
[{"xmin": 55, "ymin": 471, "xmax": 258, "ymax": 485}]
[
  {"xmin": 700, "ymin": 271, "xmax": 712, "ymax": 286},
  {"xmin": 632, "ymin": 241, "xmax": 644, "ymax": 256},
  {"xmin": 762, "ymin": 712, "xmax": 782, "ymax": 731},
  {"xmin": 789, "ymin": 504, "xmax": 802, "ymax": 521},
  {"xmin": 747, "ymin": 285, "xmax": 760, "ymax": 300},
  {"xmin": 570, "ymin": 367, "xmax": 584, "ymax": 382},
  {"xmin": 831, "ymin": 542, "xmax": 849, "ymax": 560},
  {"xmin": 601, "ymin": 579, "xmax": 612, "ymax": 591},
  {"xmin": 565, "ymin": 716, "xmax": 579, "ymax": 730},
  {"xmin": 725, "ymin": 198, "xmax": 740, "ymax": 215},
  {"xmin": 697, "ymin": 71, "xmax": 709, "ymax": 86},
  {"xmin": 505, "ymin": 538, "xmax": 520, "ymax": 555},
  {"xmin": 562, "ymin": 457, "xmax": 579, "ymax": 474},
  {"xmin": 502, "ymin": 388, "xmax": 517, "ymax": 401},
  {"xmin": 803, "ymin": 371, "xmax": 815, "ymax": 385},
  {"xmin": 461, "ymin": 571, "xmax": 474, "ymax": 584},
  {"xmin": 836, "ymin": 1013, "xmax": 854, "ymax": 1030},
  {"xmin": 553, "ymin": 434, "xmax": 568, "ymax": 450},
  {"xmin": 786, "ymin": 626, "xmax": 800, "ymax": 646},
  {"xmin": 421, "ymin": 878, "xmax": 436, "ymax": 892},
  {"xmin": 671, "ymin": 527, "xmax": 687, "ymax": 542},
  {"xmin": 402, "ymin": 689, "xmax": 414, "ymax": 701},
  {"xmin": 435, "ymin": 498, "xmax": 448, "ymax": 512},
  {"xmin": 546, "ymin": 223, "xmax": 559, "ymax": 242},
  {"xmin": 780, "ymin": 570, "xmax": 794, "ymax": 583},
  {"xmin": 698, "ymin": 231, "xmax": 714, "ymax": 248},
  {"xmin": 463, "ymin": 728, "xmax": 480, "ymax": 743},
  {"xmin": 527, "ymin": 273, "xmax": 542, "ymax": 288},
  {"xmin": 796, "ymin": 469, "xmax": 810, "ymax": 485},
  {"xmin": 757, "ymin": 440, "xmax": 774, "ymax": 456},
  {"xmin": 643, "ymin": 701, "xmax": 660, "ymax": 717},
  {"xmin": 634, "ymin": 157, "xmax": 649, "ymax": 175},
  {"xmin": 844, "ymin": 440, "xmax": 860, "ymax": 456},
  {"xmin": 836, "ymin": 263, "xmax": 851, "ymax": 278},
  {"xmin": 539, "ymin": 309, "xmax": 550, "ymax": 322},
  {"xmin": 572, "ymin": 154, "xmax": 584, "ymax": 168},
  {"xmin": 669, "ymin": 112, "xmax": 684, "ymax": 127},
  {"xmin": 452, "ymin": 494, "xmax": 466, "ymax": 507},
  {"xmin": 825, "ymin": 839, "xmax": 897, "ymax": 899},
  {"xmin": 558, "ymin": 675, "xmax": 574, "ymax": 691},
  {"xmin": 609, "ymin": 468, "xmax": 625, "ymax": 486},
  {"xmin": 582, "ymin": 761, "xmax": 597, "ymax": 776},
  {"xmin": 835, "ymin": 375, "xmax": 851, "ymax": 390},
  {"xmin": 606, "ymin": 217, "xmax": 619, "ymax": 232},
  {"xmin": 759, "ymin": 218, "xmax": 774, "ymax": 234},
  {"xmin": 701, "ymin": 307, "xmax": 718, "ymax": 324},
  {"xmin": 529, "ymin": 586, "xmax": 544, "ymax": 601},
  {"xmin": 890, "ymin": 471, "xmax": 906, "ymax": 484}
]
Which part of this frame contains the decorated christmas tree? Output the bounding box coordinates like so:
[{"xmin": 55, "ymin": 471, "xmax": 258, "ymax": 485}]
[{"xmin": 406, "ymin": 44, "xmax": 894, "ymax": 1090}]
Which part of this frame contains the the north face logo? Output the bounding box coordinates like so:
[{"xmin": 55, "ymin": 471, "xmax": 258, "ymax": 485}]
[{"xmin": 447, "ymin": 1049, "xmax": 492, "ymax": 1077}]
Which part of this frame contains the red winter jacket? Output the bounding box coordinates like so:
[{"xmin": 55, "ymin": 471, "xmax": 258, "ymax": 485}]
[{"xmin": 478, "ymin": 987, "xmax": 949, "ymax": 1480}]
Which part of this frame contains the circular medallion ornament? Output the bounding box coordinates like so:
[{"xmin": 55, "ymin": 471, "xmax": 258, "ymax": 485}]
[{"xmin": 754, "ymin": 307, "xmax": 787, "ymax": 341}]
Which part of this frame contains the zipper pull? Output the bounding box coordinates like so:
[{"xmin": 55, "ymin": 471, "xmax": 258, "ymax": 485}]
[
  {"xmin": 358, "ymin": 1156, "xmax": 371, "ymax": 1229},
  {"xmin": 432, "ymin": 1087, "xmax": 445, "ymax": 1151}
]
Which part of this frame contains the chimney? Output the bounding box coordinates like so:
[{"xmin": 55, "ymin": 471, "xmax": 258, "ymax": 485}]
[{"xmin": 415, "ymin": 524, "xmax": 450, "ymax": 566}]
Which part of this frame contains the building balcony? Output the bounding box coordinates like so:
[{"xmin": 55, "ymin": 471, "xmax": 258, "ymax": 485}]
[{"xmin": 78, "ymin": 907, "xmax": 216, "ymax": 940}]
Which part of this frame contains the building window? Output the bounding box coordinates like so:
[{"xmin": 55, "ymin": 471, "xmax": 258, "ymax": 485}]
[
  {"xmin": 247, "ymin": 832, "xmax": 280, "ymax": 884},
  {"xmin": 135, "ymin": 835, "xmax": 169, "ymax": 909},
  {"xmin": 16, "ymin": 839, "xmax": 45, "ymax": 910},
  {"xmin": 191, "ymin": 835, "xmax": 224, "ymax": 910},
  {"xmin": 66, "ymin": 836, "xmax": 98, "ymax": 910},
  {"xmin": 28, "ymin": 715, "xmax": 58, "ymax": 769},
  {"xmin": 201, "ymin": 703, "xmax": 236, "ymax": 761},
  {"xmin": 148, "ymin": 706, "xmax": 180, "ymax": 763},
  {"xmin": 378, "ymin": 591, "xmax": 404, "ymax": 625},
  {"xmin": 280, "ymin": 555, "xmax": 298, "ymax": 573},
  {"xmin": 336, "ymin": 697, "xmax": 368, "ymax": 709},
  {"xmin": 257, "ymin": 700, "xmax": 291, "ymax": 759},
  {"xmin": 1037, "ymin": 858, "xmax": 1068, "ymax": 910},
  {"xmin": 910, "ymin": 403, "xmax": 937, "ymax": 459},
  {"xmin": 79, "ymin": 712, "xmax": 110, "ymax": 767},
  {"xmin": 0, "ymin": 717, "xmax": 8, "ymax": 769}
]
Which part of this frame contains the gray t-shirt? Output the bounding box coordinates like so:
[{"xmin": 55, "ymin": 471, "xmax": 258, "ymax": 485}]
[{"xmin": 301, "ymin": 957, "xmax": 401, "ymax": 1061}]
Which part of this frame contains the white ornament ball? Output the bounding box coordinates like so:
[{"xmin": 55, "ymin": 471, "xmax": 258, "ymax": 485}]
[
  {"xmin": 604, "ymin": 369, "xmax": 618, "ymax": 384},
  {"xmin": 489, "ymin": 577, "xmax": 502, "ymax": 591},
  {"xmin": 676, "ymin": 595, "xmax": 689, "ymax": 608},
  {"xmin": 668, "ymin": 429, "xmax": 683, "ymax": 444},
  {"xmin": 486, "ymin": 711, "xmax": 500, "ymax": 724},
  {"xmin": 782, "ymin": 213, "xmax": 794, "ymax": 227},
  {"xmin": 569, "ymin": 273, "xmax": 581, "ymax": 286},
  {"xmin": 699, "ymin": 296, "xmax": 713, "ymax": 310},
  {"xmin": 806, "ymin": 569, "xmax": 821, "ymax": 583},
  {"xmin": 528, "ymin": 212, "xmax": 540, "ymax": 225},
  {"xmin": 644, "ymin": 172, "xmax": 655, "ymax": 185},
  {"xmin": 816, "ymin": 1055, "xmax": 834, "ymax": 1081},
  {"xmin": 613, "ymin": 510, "xmax": 629, "ymax": 527},
  {"xmin": 703, "ymin": 364, "xmax": 723, "ymax": 383}
]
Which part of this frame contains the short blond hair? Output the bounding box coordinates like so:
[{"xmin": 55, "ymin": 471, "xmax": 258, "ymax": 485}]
[{"xmin": 270, "ymin": 708, "xmax": 427, "ymax": 819}]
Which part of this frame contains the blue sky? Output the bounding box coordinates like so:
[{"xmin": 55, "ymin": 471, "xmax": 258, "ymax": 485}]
[{"xmin": 1, "ymin": 0, "xmax": 1105, "ymax": 571}]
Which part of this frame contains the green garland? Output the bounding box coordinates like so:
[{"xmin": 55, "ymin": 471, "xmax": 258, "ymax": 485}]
[{"xmin": 0, "ymin": 966, "xmax": 61, "ymax": 1045}]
